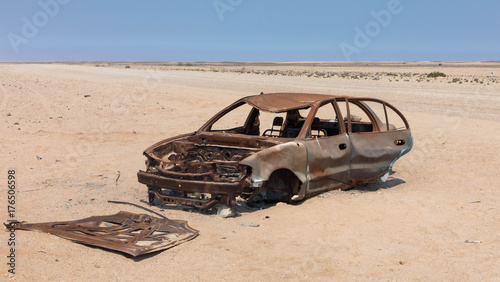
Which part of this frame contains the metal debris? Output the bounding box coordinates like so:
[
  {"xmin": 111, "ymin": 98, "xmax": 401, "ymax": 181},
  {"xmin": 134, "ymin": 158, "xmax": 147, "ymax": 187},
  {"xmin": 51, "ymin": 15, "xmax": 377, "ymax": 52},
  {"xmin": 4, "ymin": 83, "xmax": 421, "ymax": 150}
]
[
  {"xmin": 239, "ymin": 222, "xmax": 260, "ymax": 227},
  {"xmin": 115, "ymin": 170, "xmax": 120, "ymax": 186},
  {"xmin": 5, "ymin": 211, "xmax": 198, "ymax": 257}
]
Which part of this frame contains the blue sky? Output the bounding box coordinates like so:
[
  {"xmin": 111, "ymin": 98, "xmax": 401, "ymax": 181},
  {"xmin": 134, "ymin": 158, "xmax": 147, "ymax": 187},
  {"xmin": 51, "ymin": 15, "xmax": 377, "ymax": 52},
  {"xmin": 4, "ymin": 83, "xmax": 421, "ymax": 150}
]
[{"xmin": 1, "ymin": 0, "xmax": 499, "ymax": 61}]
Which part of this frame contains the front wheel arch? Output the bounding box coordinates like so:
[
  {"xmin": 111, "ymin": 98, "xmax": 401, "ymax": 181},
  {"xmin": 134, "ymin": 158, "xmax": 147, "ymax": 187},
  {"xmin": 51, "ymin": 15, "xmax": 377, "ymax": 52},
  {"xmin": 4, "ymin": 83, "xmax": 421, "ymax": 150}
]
[{"xmin": 263, "ymin": 169, "xmax": 301, "ymax": 203}]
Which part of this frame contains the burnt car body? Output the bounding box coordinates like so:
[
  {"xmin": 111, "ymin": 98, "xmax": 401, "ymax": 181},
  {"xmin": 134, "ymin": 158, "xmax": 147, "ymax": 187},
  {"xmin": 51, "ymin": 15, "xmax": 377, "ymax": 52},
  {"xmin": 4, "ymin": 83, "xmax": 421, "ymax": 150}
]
[{"xmin": 137, "ymin": 93, "xmax": 412, "ymax": 213}]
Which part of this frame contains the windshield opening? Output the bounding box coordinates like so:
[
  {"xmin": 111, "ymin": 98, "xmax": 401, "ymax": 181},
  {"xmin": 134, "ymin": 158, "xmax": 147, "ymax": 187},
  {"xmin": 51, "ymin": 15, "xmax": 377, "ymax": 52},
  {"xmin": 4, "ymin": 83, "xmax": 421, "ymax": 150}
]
[{"xmin": 207, "ymin": 102, "xmax": 311, "ymax": 138}]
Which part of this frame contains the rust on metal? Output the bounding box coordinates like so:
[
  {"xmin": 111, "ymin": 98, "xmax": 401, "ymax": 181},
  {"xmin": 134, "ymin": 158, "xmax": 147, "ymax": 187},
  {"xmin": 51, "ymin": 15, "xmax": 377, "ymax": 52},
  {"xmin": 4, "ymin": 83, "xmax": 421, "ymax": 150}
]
[
  {"xmin": 5, "ymin": 211, "xmax": 199, "ymax": 257},
  {"xmin": 138, "ymin": 92, "xmax": 413, "ymax": 215}
]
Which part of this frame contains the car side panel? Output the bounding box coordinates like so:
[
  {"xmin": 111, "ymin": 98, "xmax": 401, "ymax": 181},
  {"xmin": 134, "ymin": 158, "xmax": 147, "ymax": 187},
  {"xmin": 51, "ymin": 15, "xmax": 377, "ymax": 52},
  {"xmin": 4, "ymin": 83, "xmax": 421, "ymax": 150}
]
[
  {"xmin": 239, "ymin": 140, "xmax": 308, "ymax": 184},
  {"xmin": 305, "ymin": 134, "xmax": 351, "ymax": 192},
  {"xmin": 348, "ymin": 129, "xmax": 413, "ymax": 183}
]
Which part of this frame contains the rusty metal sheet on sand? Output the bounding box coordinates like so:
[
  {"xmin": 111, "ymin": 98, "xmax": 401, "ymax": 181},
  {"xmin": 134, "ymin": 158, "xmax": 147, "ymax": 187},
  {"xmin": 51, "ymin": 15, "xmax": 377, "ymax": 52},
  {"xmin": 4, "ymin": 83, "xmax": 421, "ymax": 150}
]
[{"xmin": 5, "ymin": 211, "xmax": 198, "ymax": 257}]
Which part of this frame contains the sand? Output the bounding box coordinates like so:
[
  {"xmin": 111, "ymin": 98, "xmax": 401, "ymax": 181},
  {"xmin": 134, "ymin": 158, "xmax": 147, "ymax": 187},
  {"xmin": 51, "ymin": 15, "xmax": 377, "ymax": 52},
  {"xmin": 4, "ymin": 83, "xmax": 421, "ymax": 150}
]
[{"xmin": 1, "ymin": 62, "xmax": 499, "ymax": 281}]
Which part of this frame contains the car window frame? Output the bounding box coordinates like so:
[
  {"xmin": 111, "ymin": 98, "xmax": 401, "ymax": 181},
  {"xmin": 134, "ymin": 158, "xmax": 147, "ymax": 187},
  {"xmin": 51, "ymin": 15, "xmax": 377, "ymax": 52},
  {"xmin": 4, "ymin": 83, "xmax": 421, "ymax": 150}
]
[
  {"xmin": 299, "ymin": 99, "xmax": 347, "ymax": 139},
  {"xmin": 341, "ymin": 98, "xmax": 410, "ymax": 134}
]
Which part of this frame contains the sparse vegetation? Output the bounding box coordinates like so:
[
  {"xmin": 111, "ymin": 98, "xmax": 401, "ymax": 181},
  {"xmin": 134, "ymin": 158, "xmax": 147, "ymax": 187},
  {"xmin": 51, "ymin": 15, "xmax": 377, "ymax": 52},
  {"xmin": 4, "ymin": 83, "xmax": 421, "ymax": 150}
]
[
  {"xmin": 100, "ymin": 63, "xmax": 500, "ymax": 85},
  {"xmin": 427, "ymin": 71, "xmax": 446, "ymax": 78}
]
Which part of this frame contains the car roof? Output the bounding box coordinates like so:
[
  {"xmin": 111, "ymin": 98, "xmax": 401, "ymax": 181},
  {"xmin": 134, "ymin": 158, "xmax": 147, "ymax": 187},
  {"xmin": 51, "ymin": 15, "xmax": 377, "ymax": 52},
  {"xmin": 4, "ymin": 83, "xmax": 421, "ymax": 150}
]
[{"xmin": 243, "ymin": 92, "xmax": 352, "ymax": 113}]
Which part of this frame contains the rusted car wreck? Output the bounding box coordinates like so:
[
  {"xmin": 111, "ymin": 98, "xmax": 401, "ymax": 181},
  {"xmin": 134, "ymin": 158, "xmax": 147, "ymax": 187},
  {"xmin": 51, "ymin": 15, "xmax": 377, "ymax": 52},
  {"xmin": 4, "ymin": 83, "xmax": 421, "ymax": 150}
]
[{"xmin": 138, "ymin": 93, "xmax": 412, "ymax": 215}]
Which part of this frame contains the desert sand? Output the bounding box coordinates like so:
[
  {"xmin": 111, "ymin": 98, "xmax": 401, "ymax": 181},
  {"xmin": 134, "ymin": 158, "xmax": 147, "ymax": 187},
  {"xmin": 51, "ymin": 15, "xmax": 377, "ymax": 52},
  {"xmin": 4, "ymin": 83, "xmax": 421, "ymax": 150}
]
[{"xmin": 1, "ymin": 62, "xmax": 499, "ymax": 281}]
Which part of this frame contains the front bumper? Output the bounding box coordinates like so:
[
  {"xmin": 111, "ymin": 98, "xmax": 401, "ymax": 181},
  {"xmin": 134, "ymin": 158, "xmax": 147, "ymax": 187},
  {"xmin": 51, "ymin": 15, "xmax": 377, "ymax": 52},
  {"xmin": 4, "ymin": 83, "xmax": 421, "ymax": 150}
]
[
  {"xmin": 137, "ymin": 170, "xmax": 245, "ymax": 209},
  {"xmin": 137, "ymin": 170, "xmax": 243, "ymax": 194}
]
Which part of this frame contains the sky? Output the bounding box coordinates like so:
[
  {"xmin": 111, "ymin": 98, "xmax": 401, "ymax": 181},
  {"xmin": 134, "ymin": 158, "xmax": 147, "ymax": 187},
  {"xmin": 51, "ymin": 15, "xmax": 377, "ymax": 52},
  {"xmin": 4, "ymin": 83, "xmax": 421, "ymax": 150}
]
[{"xmin": 1, "ymin": 0, "xmax": 499, "ymax": 62}]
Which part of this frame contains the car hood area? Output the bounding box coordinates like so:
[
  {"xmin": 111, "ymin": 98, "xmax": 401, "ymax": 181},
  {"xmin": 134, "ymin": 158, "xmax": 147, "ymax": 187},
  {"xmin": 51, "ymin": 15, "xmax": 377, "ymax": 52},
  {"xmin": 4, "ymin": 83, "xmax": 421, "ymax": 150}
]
[{"xmin": 142, "ymin": 131, "xmax": 285, "ymax": 183}]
